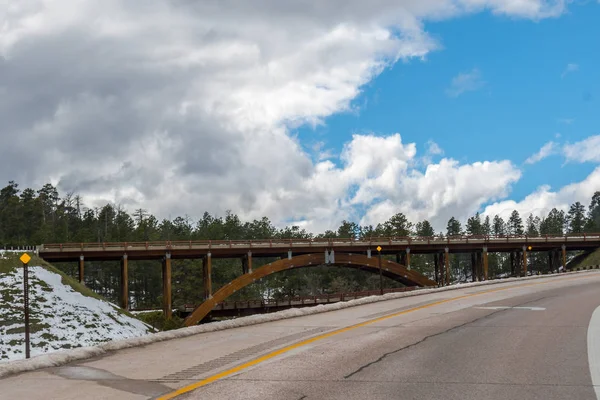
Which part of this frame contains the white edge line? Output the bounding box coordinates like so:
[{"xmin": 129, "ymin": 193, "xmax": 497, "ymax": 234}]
[{"xmin": 588, "ymin": 304, "xmax": 600, "ymax": 399}]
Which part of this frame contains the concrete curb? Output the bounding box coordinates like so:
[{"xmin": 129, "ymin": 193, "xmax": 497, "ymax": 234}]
[{"xmin": 1, "ymin": 268, "xmax": 599, "ymax": 379}]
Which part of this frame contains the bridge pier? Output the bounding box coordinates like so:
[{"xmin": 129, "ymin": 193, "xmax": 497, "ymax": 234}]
[
  {"xmin": 444, "ymin": 248, "xmax": 450, "ymax": 286},
  {"xmin": 561, "ymin": 244, "xmax": 567, "ymax": 271},
  {"xmin": 483, "ymin": 247, "xmax": 488, "ymax": 280},
  {"xmin": 120, "ymin": 254, "xmax": 128, "ymax": 310},
  {"xmin": 203, "ymin": 252, "xmax": 212, "ymax": 299},
  {"xmin": 79, "ymin": 255, "xmax": 85, "ymax": 285},
  {"xmin": 522, "ymin": 246, "xmax": 528, "ymax": 277},
  {"xmin": 162, "ymin": 253, "xmax": 172, "ymax": 319},
  {"xmin": 433, "ymin": 253, "xmax": 439, "ymax": 286},
  {"xmin": 406, "ymin": 248, "xmax": 411, "ymax": 270},
  {"xmin": 471, "ymin": 252, "xmax": 477, "ymax": 282}
]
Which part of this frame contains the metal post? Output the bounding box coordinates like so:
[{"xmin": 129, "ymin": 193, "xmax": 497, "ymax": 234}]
[
  {"xmin": 378, "ymin": 251, "xmax": 383, "ymax": 295},
  {"xmin": 23, "ymin": 261, "xmax": 30, "ymax": 359}
]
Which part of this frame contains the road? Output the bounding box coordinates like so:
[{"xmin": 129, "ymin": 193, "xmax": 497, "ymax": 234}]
[{"xmin": 2, "ymin": 272, "xmax": 600, "ymax": 399}]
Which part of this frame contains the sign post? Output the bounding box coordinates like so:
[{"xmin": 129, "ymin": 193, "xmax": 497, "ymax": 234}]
[
  {"xmin": 20, "ymin": 252, "xmax": 31, "ymax": 359},
  {"xmin": 377, "ymin": 246, "xmax": 383, "ymax": 295}
]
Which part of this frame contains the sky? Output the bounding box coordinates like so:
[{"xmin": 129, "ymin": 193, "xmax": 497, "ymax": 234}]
[{"xmin": 1, "ymin": 0, "xmax": 599, "ymax": 233}]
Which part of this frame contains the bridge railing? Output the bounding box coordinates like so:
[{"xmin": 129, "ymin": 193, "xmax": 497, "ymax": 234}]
[{"xmin": 38, "ymin": 233, "xmax": 600, "ymax": 252}]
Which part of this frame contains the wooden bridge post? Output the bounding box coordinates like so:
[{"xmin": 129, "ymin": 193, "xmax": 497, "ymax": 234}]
[
  {"xmin": 433, "ymin": 253, "xmax": 439, "ymax": 286},
  {"xmin": 79, "ymin": 255, "xmax": 85, "ymax": 285},
  {"xmin": 482, "ymin": 247, "xmax": 488, "ymax": 280},
  {"xmin": 203, "ymin": 252, "xmax": 212, "ymax": 299},
  {"xmin": 247, "ymin": 251, "xmax": 252, "ymax": 273},
  {"xmin": 120, "ymin": 254, "xmax": 128, "ymax": 310},
  {"xmin": 406, "ymin": 248, "xmax": 411, "ymax": 270},
  {"xmin": 470, "ymin": 252, "xmax": 477, "ymax": 282},
  {"xmin": 561, "ymin": 244, "xmax": 567, "ymax": 271},
  {"xmin": 444, "ymin": 247, "xmax": 450, "ymax": 286},
  {"xmin": 522, "ymin": 246, "xmax": 528, "ymax": 277},
  {"xmin": 163, "ymin": 253, "xmax": 172, "ymax": 319}
]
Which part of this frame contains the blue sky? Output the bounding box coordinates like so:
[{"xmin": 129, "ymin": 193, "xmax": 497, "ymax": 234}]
[{"xmin": 297, "ymin": 1, "xmax": 599, "ymax": 216}]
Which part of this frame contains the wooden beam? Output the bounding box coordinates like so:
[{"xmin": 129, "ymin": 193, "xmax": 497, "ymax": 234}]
[
  {"xmin": 120, "ymin": 254, "xmax": 128, "ymax": 310},
  {"xmin": 163, "ymin": 253, "xmax": 172, "ymax": 319}
]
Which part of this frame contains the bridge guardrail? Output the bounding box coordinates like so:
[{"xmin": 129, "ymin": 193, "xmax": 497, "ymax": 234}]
[{"xmin": 38, "ymin": 233, "xmax": 600, "ymax": 252}]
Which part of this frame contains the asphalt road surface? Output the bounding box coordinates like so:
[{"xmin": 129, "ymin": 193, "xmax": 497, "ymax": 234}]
[{"xmin": 2, "ymin": 271, "xmax": 600, "ymax": 400}]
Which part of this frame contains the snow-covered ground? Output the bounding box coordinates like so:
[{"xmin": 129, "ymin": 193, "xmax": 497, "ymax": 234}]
[{"xmin": 0, "ymin": 265, "xmax": 152, "ymax": 362}]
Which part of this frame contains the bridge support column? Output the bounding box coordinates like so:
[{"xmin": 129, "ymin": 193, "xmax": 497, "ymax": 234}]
[
  {"xmin": 522, "ymin": 246, "xmax": 528, "ymax": 277},
  {"xmin": 247, "ymin": 251, "xmax": 252, "ymax": 273},
  {"xmin": 483, "ymin": 247, "xmax": 488, "ymax": 280},
  {"xmin": 288, "ymin": 250, "xmax": 292, "ymax": 260},
  {"xmin": 367, "ymin": 249, "xmax": 371, "ymax": 259},
  {"xmin": 162, "ymin": 253, "xmax": 172, "ymax": 319},
  {"xmin": 203, "ymin": 252, "xmax": 212, "ymax": 299},
  {"xmin": 79, "ymin": 255, "xmax": 85, "ymax": 285},
  {"xmin": 120, "ymin": 254, "xmax": 128, "ymax": 310},
  {"xmin": 470, "ymin": 252, "xmax": 477, "ymax": 282},
  {"xmin": 547, "ymin": 251, "xmax": 553, "ymax": 273},
  {"xmin": 561, "ymin": 244, "xmax": 567, "ymax": 272},
  {"xmin": 433, "ymin": 253, "xmax": 439, "ymax": 286},
  {"xmin": 444, "ymin": 248, "xmax": 450, "ymax": 286},
  {"xmin": 406, "ymin": 248, "xmax": 411, "ymax": 270}
]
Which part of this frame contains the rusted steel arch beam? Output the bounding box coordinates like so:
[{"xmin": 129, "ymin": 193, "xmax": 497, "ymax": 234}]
[{"xmin": 183, "ymin": 252, "xmax": 436, "ymax": 327}]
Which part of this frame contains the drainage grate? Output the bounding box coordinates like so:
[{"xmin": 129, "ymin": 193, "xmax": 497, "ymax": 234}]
[{"xmin": 154, "ymin": 326, "xmax": 333, "ymax": 382}]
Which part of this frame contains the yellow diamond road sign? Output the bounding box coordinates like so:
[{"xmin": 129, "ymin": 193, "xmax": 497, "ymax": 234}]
[
  {"xmin": 20, "ymin": 253, "xmax": 31, "ymax": 264},
  {"xmin": 376, "ymin": 246, "xmax": 382, "ymax": 252}
]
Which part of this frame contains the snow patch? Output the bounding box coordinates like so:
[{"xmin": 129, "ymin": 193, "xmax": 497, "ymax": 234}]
[{"xmin": 0, "ymin": 266, "xmax": 152, "ymax": 363}]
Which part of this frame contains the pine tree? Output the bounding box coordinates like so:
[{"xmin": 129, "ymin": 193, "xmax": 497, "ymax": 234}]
[
  {"xmin": 415, "ymin": 220, "xmax": 435, "ymax": 237},
  {"xmin": 446, "ymin": 217, "xmax": 462, "ymax": 236},
  {"xmin": 567, "ymin": 201, "xmax": 586, "ymax": 233},
  {"xmin": 492, "ymin": 215, "xmax": 505, "ymax": 236},
  {"xmin": 507, "ymin": 210, "xmax": 524, "ymax": 235}
]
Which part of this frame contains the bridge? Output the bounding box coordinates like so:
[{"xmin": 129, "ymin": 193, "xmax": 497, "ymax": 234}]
[{"xmin": 37, "ymin": 233, "xmax": 600, "ymax": 326}]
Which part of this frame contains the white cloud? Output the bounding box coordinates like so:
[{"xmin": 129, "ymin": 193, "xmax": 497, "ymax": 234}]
[
  {"xmin": 483, "ymin": 167, "xmax": 600, "ymax": 221},
  {"xmin": 563, "ymin": 135, "xmax": 600, "ymax": 163},
  {"xmin": 427, "ymin": 140, "xmax": 444, "ymax": 155},
  {"xmin": 446, "ymin": 68, "xmax": 485, "ymax": 97},
  {"xmin": 524, "ymin": 141, "xmax": 556, "ymax": 164},
  {"xmin": 557, "ymin": 118, "xmax": 574, "ymax": 125},
  {"xmin": 0, "ymin": 0, "xmax": 576, "ymax": 234},
  {"xmin": 561, "ymin": 63, "xmax": 579, "ymax": 78}
]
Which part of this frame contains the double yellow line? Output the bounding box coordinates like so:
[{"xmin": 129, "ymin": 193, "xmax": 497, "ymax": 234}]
[{"xmin": 158, "ymin": 274, "xmax": 593, "ymax": 399}]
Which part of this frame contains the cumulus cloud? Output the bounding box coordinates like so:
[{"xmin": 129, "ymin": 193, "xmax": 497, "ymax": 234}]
[
  {"xmin": 0, "ymin": 0, "xmax": 575, "ymax": 233},
  {"xmin": 524, "ymin": 141, "xmax": 557, "ymax": 164},
  {"xmin": 446, "ymin": 68, "xmax": 485, "ymax": 97},
  {"xmin": 483, "ymin": 167, "xmax": 600, "ymax": 221},
  {"xmin": 563, "ymin": 135, "xmax": 600, "ymax": 164}
]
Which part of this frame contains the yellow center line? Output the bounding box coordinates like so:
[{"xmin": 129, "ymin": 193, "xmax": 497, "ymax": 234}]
[{"xmin": 157, "ymin": 274, "xmax": 595, "ymax": 399}]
